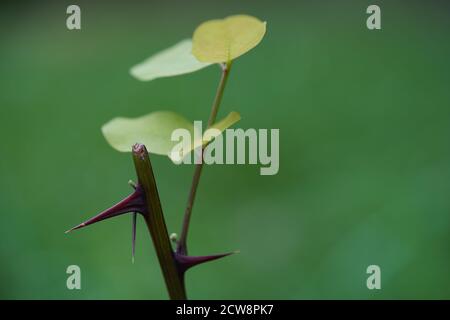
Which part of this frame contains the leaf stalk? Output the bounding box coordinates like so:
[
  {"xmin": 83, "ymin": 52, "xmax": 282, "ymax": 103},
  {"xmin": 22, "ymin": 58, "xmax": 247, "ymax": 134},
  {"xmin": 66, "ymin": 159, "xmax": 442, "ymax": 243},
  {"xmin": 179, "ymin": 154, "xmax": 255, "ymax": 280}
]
[{"xmin": 177, "ymin": 61, "xmax": 232, "ymax": 255}]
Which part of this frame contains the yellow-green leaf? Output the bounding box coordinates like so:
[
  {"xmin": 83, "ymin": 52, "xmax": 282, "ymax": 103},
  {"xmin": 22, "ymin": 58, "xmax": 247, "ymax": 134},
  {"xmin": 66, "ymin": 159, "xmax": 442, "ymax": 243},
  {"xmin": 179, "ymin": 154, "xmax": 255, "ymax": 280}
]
[
  {"xmin": 203, "ymin": 111, "xmax": 241, "ymax": 143},
  {"xmin": 192, "ymin": 15, "xmax": 266, "ymax": 63},
  {"xmin": 102, "ymin": 111, "xmax": 195, "ymax": 154},
  {"xmin": 130, "ymin": 39, "xmax": 212, "ymax": 81},
  {"xmin": 102, "ymin": 111, "xmax": 241, "ymax": 161}
]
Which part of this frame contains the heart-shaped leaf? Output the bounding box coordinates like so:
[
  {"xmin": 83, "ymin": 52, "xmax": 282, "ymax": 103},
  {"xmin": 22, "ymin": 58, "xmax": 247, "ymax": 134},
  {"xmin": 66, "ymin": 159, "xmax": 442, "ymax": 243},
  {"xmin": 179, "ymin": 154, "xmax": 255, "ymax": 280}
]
[
  {"xmin": 102, "ymin": 111, "xmax": 241, "ymax": 159},
  {"xmin": 102, "ymin": 111, "xmax": 195, "ymax": 154},
  {"xmin": 130, "ymin": 39, "xmax": 212, "ymax": 81},
  {"xmin": 192, "ymin": 15, "xmax": 266, "ymax": 63}
]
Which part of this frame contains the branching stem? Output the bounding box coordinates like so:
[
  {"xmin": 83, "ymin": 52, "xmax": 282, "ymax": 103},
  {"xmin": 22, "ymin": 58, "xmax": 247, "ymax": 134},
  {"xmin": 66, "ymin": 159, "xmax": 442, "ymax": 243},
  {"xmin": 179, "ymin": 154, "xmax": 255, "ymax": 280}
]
[{"xmin": 177, "ymin": 62, "xmax": 232, "ymax": 255}]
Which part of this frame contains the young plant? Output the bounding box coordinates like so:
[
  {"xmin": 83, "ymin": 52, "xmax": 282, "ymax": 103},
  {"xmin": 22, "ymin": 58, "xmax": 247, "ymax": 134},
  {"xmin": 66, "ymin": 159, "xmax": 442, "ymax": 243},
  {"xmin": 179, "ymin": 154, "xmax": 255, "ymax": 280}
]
[{"xmin": 66, "ymin": 14, "xmax": 266, "ymax": 300}]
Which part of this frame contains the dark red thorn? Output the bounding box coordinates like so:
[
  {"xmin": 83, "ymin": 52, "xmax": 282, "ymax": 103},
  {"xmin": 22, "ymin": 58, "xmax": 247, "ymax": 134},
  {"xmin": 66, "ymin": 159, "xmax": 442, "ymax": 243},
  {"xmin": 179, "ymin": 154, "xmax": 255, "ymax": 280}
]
[
  {"xmin": 65, "ymin": 184, "xmax": 147, "ymax": 233},
  {"xmin": 131, "ymin": 212, "xmax": 137, "ymax": 263},
  {"xmin": 174, "ymin": 251, "xmax": 239, "ymax": 273}
]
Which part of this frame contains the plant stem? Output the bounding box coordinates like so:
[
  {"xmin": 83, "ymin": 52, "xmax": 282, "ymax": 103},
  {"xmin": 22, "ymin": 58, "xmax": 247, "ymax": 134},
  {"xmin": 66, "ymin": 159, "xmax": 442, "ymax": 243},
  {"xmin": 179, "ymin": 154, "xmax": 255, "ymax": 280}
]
[
  {"xmin": 177, "ymin": 62, "xmax": 232, "ymax": 255},
  {"xmin": 132, "ymin": 143, "xmax": 187, "ymax": 300}
]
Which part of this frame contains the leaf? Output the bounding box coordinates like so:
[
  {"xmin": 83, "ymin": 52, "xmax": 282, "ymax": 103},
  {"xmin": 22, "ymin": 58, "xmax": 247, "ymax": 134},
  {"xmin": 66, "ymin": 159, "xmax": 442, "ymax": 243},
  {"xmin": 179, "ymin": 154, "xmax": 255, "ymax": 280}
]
[
  {"xmin": 169, "ymin": 111, "xmax": 241, "ymax": 163},
  {"xmin": 203, "ymin": 111, "xmax": 241, "ymax": 143},
  {"xmin": 192, "ymin": 15, "xmax": 266, "ymax": 63},
  {"xmin": 102, "ymin": 111, "xmax": 195, "ymax": 154},
  {"xmin": 130, "ymin": 39, "xmax": 212, "ymax": 81},
  {"xmin": 102, "ymin": 111, "xmax": 241, "ymax": 160}
]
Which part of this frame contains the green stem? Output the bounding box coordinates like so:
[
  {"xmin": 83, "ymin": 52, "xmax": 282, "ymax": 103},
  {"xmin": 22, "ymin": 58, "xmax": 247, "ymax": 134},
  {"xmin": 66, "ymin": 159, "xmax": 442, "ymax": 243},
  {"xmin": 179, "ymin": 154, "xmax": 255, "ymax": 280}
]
[
  {"xmin": 132, "ymin": 143, "xmax": 187, "ymax": 300},
  {"xmin": 177, "ymin": 62, "xmax": 232, "ymax": 255}
]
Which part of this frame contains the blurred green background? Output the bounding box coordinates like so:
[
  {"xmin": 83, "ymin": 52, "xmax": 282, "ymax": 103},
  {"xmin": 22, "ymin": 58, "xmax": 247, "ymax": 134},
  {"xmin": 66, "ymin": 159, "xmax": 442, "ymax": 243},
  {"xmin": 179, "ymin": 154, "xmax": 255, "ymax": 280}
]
[{"xmin": 1, "ymin": 0, "xmax": 449, "ymax": 299}]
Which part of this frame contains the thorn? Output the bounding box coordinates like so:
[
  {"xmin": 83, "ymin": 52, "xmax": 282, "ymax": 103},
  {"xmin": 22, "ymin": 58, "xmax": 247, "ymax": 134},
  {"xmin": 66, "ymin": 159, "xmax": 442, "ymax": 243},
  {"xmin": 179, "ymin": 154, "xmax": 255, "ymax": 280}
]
[
  {"xmin": 66, "ymin": 185, "xmax": 146, "ymax": 233},
  {"xmin": 174, "ymin": 251, "xmax": 237, "ymax": 273},
  {"xmin": 132, "ymin": 212, "xmax": 137, "ymax": 263},
  {"xmin": 65, "ymin": 223, "xmax": 86, "ymax": 234},
  {"xmin": 170, "ymin": 233, "xmax": 178, "ymax": 244}
]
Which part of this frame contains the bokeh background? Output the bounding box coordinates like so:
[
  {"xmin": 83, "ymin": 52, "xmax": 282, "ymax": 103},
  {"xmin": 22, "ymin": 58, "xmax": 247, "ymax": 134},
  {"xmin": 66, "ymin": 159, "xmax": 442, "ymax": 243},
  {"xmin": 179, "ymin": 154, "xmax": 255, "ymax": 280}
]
[{"xmin": 1, "ymin": 0, "xmax": 449, "ymax": 299}]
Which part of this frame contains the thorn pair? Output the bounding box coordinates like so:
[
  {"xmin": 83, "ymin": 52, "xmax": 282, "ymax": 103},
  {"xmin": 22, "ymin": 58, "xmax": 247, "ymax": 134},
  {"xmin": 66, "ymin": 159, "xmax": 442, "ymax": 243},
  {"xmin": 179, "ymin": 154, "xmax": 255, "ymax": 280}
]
[{"xmin": 66, "ymin": 180, "xmax": 237, "ymax": 269}]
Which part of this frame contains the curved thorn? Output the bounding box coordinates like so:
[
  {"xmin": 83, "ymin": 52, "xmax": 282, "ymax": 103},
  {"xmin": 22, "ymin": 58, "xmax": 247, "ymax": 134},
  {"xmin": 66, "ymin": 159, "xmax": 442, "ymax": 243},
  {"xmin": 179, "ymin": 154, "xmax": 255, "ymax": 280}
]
[
  {"xmin": 65, "ymin": 185, "xmax": 146, "ymax": 233},
  {"xmin": 174, "ymin": 251, "xmax": 238, "ymax": 273},
  {"xmin": 132, "ymin": 212, "xmax": 137, "ymax": 263}
]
